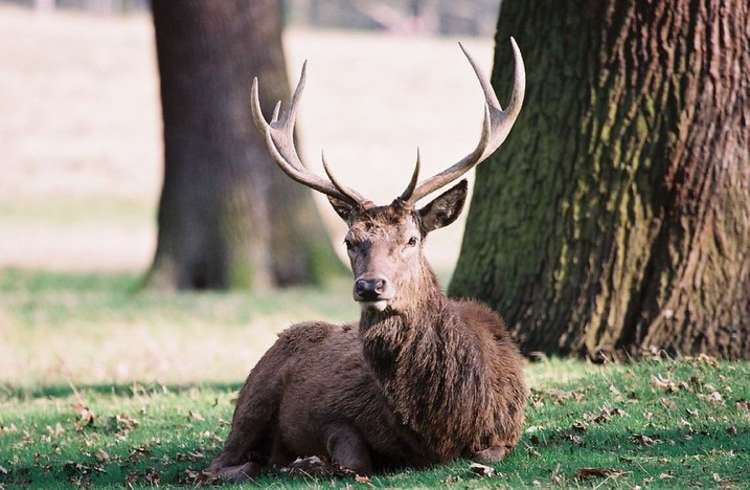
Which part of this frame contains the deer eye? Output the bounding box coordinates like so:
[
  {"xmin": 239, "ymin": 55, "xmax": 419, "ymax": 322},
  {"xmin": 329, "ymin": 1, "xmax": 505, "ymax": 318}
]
[
  {"xmin": 344, "ymin": 239, "xmax": 353, "ymax": 250},
  {"xmin": 408, "ymin": 236, "xmax": 418, "ymax": 247}
]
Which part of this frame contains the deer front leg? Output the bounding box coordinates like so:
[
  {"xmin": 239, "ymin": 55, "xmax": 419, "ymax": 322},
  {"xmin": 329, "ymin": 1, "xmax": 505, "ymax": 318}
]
[{"xmin": 325, "ymin": 423, "xmax": 373, "ymax": 476}]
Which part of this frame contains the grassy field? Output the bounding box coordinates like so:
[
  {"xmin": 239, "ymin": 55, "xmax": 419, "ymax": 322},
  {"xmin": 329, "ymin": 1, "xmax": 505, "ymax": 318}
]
[{"xmin": 1, "ymin": 269, "xmax": 749, "ymax": 489}]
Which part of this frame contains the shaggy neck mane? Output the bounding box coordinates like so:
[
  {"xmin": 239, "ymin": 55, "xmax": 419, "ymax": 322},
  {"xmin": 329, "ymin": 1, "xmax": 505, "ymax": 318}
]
[{"xmin": 358, "ymin": 260, "xmax": 491, "ymax": 460}]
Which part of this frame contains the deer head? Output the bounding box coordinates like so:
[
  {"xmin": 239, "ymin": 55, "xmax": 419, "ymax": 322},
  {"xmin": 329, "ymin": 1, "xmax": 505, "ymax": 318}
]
[{"xmin": 251, "ymin": 39, "xmax": 525, "ymax": 313}]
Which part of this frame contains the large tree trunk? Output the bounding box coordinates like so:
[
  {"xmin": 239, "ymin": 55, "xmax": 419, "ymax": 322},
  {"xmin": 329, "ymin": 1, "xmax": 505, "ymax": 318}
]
[
  {"xmin": 449, "ymin": 1, "xmax": 750, "ymax": 359},
  {"xmin": 147, "ymin": 0, "xmax": 341, "ymax": 290}
]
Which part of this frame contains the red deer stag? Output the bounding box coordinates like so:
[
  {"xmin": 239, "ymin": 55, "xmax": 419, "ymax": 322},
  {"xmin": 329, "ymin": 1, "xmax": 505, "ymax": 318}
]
[{"xmin": 208, "ymin": 39, "xmax": 526, "ymax": 481}]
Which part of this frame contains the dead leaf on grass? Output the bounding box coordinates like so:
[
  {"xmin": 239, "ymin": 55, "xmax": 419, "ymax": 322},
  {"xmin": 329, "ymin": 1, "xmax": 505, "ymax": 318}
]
[
  {"xmin": 94, "ymin": 448, "xmax": 110, "ymax": 463},
  {"xmin": 632, "ymin": 434, "xmax": 659, "ymax": 446},
  {"xmin": 547, "ymin": 389, "xmax": 585, "ymax": 404},
  {"xmin": 696, "ymin": 353, "xmax": 719, "ymax": 367},
  {"xmin": 46, "ymin": 422, "xmax": 65, "ymax": 438},
  {"xmin": 706, "ymin": 391, "xmax": 724, "ymax": 405},
  {"xmin": 564, "ymin": 433, "xmax": 583, "ymax": 446},
  {"xmin": 282, "ymin": 456, "xmax": 356, "ymax": 478},
  {"xmin": 572, "ymin": 420, "xmax": 588, "ymax": 433},
  {"xmin": 125, "ymin": 472, "xmax": 139, "ymax": 489},
  {"xmin": 651, "ymin": 374, "xmax": 678, "ymax": 392},
  {"xmin": 443, "ymin": 474, "xmax": 461, "ymax": 485},
  {"xmin": 188, "ymin": 410, "xmax": 205, "ymax": 422},
  {"xmin": 108, "ymin": 414, "xmax": 139, "ymax": 435},
  {"xmin": 128, "ymin": 446, "xmax": 151, "ymax": 464},
  {"xmin": 591, "ymin": 406, "xmax": 626, "ymax": 424},
  {"xmin": 735, "ymin": 400, "xmax": 750, "ymax": 417},
  {"xmin": 469, "ymin": 462, "xmax": 496, "ymax": 477},
  {"xmin": 660, "ymin": 398, "xmax": 678, "ymax": 410},
  {"xmin": 187, "ymin": 450, "xmax": 205, "ymax": 462},
  {"xmin": 72, "ymin": 402, "xmax": 95, "ymax": 431},
  {"xmin": 575, "ymin": 467, "xmax": 625, "ymax": 480},
  {"xmin": 144, "ymin": 468, "xmax": 160, "ymax": 486},
  {"xmin": 355, "ymin": 474, "xmax": 373, "ymax": 485},
  {"xmin": 184, "ymin": 468, "xmax": 220, "ymax": 486}
]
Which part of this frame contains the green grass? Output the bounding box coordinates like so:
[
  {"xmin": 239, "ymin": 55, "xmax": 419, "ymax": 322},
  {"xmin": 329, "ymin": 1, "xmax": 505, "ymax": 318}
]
[{"xmin": 1, "ymin": 269, "xmax": 749, "ymax": 488}]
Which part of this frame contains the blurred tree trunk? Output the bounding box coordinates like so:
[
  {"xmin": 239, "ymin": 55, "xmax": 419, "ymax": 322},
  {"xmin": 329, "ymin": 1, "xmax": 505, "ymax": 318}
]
[
  {"xmin": 449, "ymin": 1, "xmax": 750, "ymax": 358},
  {"xmin": 147, "ymin": 0, "xmax": 342, "ymax": 290}
]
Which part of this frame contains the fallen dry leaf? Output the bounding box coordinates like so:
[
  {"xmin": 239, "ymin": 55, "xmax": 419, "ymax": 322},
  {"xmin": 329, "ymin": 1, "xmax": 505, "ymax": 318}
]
[
  {"xmin": 72, "ymin": 402, "xmax": 95, "ymax": 431},
  {"xmin": 443, "ymin": 474, "xmax": 461, "ymax": 485},
  {"xmin": 108, "ymin": 414, "xmax": 139, "ymax": 435},
  {"xmin": 564, "ymin": 433, "xmax": 583, "ymax": 446},
  {"xmin": 632, "ymin": 434, "xmax": 659, "ymax": 446},
  {"xmin": 696, "ymin": 353, "xmax": 719, "ymax": 367},
  {"xmin": 547, "ymin": 389, "xmax": 585, "ymax": 404},
  {"xmin": 355, "ymin": 474, "xmax": 372, "ymax": 485},
  {"xmin": 128, "ymin": 446, "xmax": 151, "ymax": 464},
  {"xmin": 125, "ymin": 472, "xmax": 139, "ymax": 490},
  {"xmin": 188, "ymin": 410, "xmax": 205, "ymax": 422},
  {"xmin": 95, "ymin": 449, "xmax": 110, "ymax": 463},
  {"xmin": 184, "ymin": 468, "xmax": 220, "ymax": 486},
  {"xmin": 591, "ymin": 406, "xmax": 626, "ymax": 424},
  {"xmin": 707, "ymin": 391, "xmax": 724, "ymax": 405},
  {"xmin": 651, "ymin": 374, "xmax": 677, "ymax": 392},
  {"xmin": 575, "ymin": 467, "xmax": 625, "ymax": 480},
  {"xmin": 735, "ymin": 400, "xmax": 750, "ymax": 417},
  {"xmin": 469, "ymin": 462, "xmax": 496, "ymax": 477},
  {"xmin": 46, "ymin": 422, "xmax": 64, "ymax": 438},
  {"xmin": 572, "ymin": 420, "xmax": 588, "ymax": 433},
  {"xmin": 144, "ymin": 468, "xmax": 160, "ymax": 486},
  {"xmin": 282, "ymin": 456, "xmax": 356, "ymax": 478}
]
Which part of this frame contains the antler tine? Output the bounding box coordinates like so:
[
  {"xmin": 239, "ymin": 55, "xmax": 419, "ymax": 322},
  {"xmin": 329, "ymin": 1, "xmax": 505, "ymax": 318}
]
[
  {"xmin": 398, "ymin": 147, "xmax": 421, "ymax": 202},
  {"xmin": 408, "ymin": 38, "xmax": 526, "ymax": 203},
  {"xmin": 250, "ymin": 64, "xmax": 367, "ymax": 206},
  {"xmin": 321, "ymin": 150, "xmax": 369, "ymax": 204}
]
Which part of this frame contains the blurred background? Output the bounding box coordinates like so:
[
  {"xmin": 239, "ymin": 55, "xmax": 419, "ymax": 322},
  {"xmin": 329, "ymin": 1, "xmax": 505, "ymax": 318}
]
[
  {"xmin": 0, "ymin": 0, "xmax": 501, "ymax": 385},
  {"xmin": 1, "ymin": 0, "xmax": 500, "ymax": 274}
]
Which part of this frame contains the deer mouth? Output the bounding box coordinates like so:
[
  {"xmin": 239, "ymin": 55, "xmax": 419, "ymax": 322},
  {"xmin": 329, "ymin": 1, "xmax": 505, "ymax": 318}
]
[{"xmin": 358, "ymin": 299, "xmax": 390, "ymax": 312}]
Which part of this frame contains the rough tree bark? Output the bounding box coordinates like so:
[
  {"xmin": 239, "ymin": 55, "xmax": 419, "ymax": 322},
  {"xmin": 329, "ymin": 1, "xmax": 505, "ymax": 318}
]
[
  {"xmin": 147, "ymin": 0, "xmax": 341, "ymax": 290},
  {"xmin": 450, "ymin": 1, "xmax": 750, "ymax": 358}
]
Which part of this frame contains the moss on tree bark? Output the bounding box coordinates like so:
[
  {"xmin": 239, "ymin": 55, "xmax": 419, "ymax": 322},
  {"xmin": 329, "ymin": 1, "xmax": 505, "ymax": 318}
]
[{"xmin": 449, "ymin": 0, "xmax": 750, "ymax": 359}]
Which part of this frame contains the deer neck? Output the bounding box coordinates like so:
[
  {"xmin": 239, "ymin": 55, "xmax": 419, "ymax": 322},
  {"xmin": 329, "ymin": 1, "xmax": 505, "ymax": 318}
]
[
  {"xmin": 358, "ymin": 261, "xmax": 482, "ymax": 454},
  {"xmin": 358, "ymin": 260, "xmax": 445, "ymax": 335}
]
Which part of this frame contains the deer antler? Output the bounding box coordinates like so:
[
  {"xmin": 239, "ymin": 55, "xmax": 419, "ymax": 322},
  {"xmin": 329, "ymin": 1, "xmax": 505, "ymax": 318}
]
[
  {"xmin": 251, "ymin": 62, "xmax": 368, "ymax": 207},
  {"xmin": 402, "ymin": 38, "xmax": 525, "ymax": 204}
]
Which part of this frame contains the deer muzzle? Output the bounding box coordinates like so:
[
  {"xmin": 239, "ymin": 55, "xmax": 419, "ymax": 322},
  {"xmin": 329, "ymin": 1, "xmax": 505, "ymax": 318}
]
[{"xmin": 353, "ymin": 275, "xmax": 393, "ymax": 311}]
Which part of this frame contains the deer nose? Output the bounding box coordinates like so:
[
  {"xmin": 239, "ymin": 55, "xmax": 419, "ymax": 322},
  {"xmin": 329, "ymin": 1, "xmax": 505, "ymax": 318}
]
[{"xmin": 354, "ymin": 277, "xmax": 388, "ymax": 301}]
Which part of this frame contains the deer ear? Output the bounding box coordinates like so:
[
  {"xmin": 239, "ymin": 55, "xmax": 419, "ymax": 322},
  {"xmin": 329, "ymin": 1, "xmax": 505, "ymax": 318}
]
[
  {"xmin": 418, "ymin": 180, "xmax": 468, "ymax": 233},
  {"xmin": 328, "ymin": 196, "xmax": 357, "ymax": 223}
]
